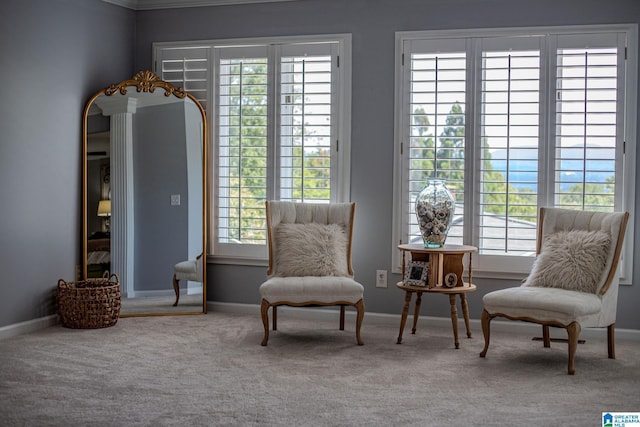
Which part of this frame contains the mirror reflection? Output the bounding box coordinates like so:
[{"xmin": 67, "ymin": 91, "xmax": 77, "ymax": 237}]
[{"xmin": 83, "ymin": 71, "xmax": 207, "ymax": 316}]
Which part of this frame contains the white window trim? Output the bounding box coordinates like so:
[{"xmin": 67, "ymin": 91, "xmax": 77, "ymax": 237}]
[
  {"xmin": 392, "ymin": 24, "xmax": 637, "ymax": 283},
  {"xmin": 155, "ymin": 34, "xmax": 352, "ymax": 265}
]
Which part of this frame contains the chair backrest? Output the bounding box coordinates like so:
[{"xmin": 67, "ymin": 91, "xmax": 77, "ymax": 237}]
[
  {"xmin": 537, "ymin": 207, "xmax": 629, "ymax": 295},
  {"xmin": 265, "ymin": 201, "xmax": 356, "ymax": 277}
]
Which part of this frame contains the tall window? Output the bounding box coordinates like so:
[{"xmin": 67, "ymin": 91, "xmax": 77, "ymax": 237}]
[
  {"xmin": 406, "ymin": 40, "xmax": 467, "ymax": 247},
  {"xmin": 155, "ymin": 35, "xmax": 351, "ymax": 261},
  {"xmin": 394, "ymin": 26, "xmax": 636, "ymax": 279}
]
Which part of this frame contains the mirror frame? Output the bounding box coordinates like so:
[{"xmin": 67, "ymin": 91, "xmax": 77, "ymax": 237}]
[{"xmin": 82, "ymin": 70, "xmax": 207, "ymax": 316}]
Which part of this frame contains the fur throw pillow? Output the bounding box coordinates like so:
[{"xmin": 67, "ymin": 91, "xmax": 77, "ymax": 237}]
[
  {"xmin": 273, "ymin": 223, "xmax": 350, "ymax": 277},
  {"xmin": 524, "ymin": 229, "xmax": 611, "ymax": 294}
]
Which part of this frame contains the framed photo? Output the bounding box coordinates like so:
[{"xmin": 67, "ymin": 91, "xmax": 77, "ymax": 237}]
[{"xmin": 404, "ymin": 261, "xmax": 429, "ymax": 287}]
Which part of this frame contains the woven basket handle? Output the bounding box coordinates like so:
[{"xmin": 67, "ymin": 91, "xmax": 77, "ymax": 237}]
[
  {"xmin": 57, "ymin": 278, "xmax": 67, "ymax": 286},
  {"xmin": 99, "ymin": 270, "xmax": 119, "ymax": 285}
]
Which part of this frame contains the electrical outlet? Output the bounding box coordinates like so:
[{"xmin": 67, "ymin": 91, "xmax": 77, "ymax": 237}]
[
  {"xmin": 170, "ymin": 194, "xmax": 181, "ymax": 206},
  {"xmin": 376, "ymin": 270, "xmax": 387, "ymax": 288}
]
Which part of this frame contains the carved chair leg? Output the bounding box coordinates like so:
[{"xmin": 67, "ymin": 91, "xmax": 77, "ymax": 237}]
[
  {"xmin": 566, "ymin": 322, "xmax": 581, "ymax": 375},
  {"xmin": 354, "ymin": 299, "xmax": 365, "ymax": 345},
  {"xmin": 608, "ymin": 324, "xmax": 616, "ymax": 359},
  {"xmin": 260, "ymin": 299, "xmax": 270, "ymax": 346},
  {"xmin": 172, "ymin": 274, "xmax": 180, "ymax": 307},
  {"xmin": 340, "ymin": 305, "xmax": 345, "ymax": 331},
  {"xmin": 272, "ymin": 305, "xmax": 278, "ymax": 331},
  {"xmin": 479, "ymin": 309, "xmax": 492, "ymax": 357},
  {"xmin": 542, "ymin": 325, "xmax": 551, "ymax": 347}
]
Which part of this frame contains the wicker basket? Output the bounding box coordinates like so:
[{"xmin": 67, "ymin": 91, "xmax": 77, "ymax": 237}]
[{"xmin": 57, "ymin": 273, "xmax": 121, "ymax": 329}]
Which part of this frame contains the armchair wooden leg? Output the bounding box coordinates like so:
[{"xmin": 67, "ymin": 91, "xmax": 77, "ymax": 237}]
[
  {"xmin": 340, "ymin": 305, "xmax": 345, "ymax": 331},
  {"xmin": 354, "ymin": 299, "xmax": 365, "ymax": 345},
  {"xmin": 172, "ymin": 274, "xmax": 180, "ymax": 307},
  {"xmin": 479, "ymin": 309, "xmax": 491, "ymax": 358},
  {"xmin": 272, "ymin": 305, "xmax": 277, "ymax": 331},
  {"xmin": 260, "ymin": 300, "xmax": 270, "ymax": 346},
  {"xmin": 543, "ymin": 325, "xmax": 551, "ymax": 347},
  {"xmin": 608, "ymin": 324, "xmax": 616, "ymax": 359},
  {"xmin": 566, "ymin": 322, "xmax": 581, "ymax": 375}
]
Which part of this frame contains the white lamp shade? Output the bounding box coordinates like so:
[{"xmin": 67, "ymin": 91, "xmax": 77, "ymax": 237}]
[{"xmin": 97, "ymin": 200, "xmax": 111, "ymax": 217}]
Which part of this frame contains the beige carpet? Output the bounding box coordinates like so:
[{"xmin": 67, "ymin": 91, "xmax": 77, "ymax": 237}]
[{"xmin": 0, "ymin": 309, "xmax": 638, "ymax": 426}]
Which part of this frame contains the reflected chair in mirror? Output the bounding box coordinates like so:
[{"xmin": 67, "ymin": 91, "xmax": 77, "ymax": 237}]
[
  {"xmin": 172, "ymin": 254, "xmax": 203, "ymax": 307},
  {"xmin": 480, "ymin": 207, "xmax": 629, "ymax": 374},
  {"xmin": 259, "ymin": 201, "xmax": 365, "ymax": 346}
]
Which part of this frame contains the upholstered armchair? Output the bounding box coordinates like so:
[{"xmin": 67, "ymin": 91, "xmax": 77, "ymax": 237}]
[
  {"xmin": 172, "ymin": 253, "xmax": 203, "ymax": 307},
  {"xmin": 259, "ymin": 201, "xmax": 365, "ymax": 346},
  {"xmin": 480, "ymin": 207, "xmax": 629, "ymax": 374}
]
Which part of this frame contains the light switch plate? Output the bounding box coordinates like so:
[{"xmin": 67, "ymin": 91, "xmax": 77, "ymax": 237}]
[{"xmin": 376, "ymin": 270, "xmax": 387, "ymax": 288}]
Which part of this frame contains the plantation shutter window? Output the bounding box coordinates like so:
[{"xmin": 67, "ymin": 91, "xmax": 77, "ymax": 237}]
[
  {"xmin": 551, "ymin": 33, "xmax": 625, "ymax": 212},
  {"xmin": 394, "ymin": 26, "xmax": 635, "ymax": 279},
  {"xmin": 216, "ymin": 46, "xmax": 270, "ymax": 248},
  {"xmin": 156, "ymin": 35, "xmax": 351, "ymax": 261},
  {"xmin": 278, "ymin": 43, "xmax": 337, "ymax": 203},
  {"xmin": 477, "ymin": 37, "xmax": 543, "ymax": 256},
  {"xmin": 158, "ymin": 47, "xmax": 210, "ymax": 110},
  {"xmin": 403, "ymin": 38, "xmax": 467, "ymax": 248}
]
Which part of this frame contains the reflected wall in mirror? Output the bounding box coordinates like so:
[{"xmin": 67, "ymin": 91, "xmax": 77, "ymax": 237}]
[{"xmin": 83, "ymin": 70, "xmax": 207, "ymax": 316}]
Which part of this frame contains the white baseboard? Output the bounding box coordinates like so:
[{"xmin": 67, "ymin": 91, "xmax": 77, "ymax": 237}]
[
  {"xmin": 0, "ymin": 315, "xmax": 59, "ymax": 341},
  {"xmin": 207, "ymin": 301, "xmax": 640, "ymax": 342}
]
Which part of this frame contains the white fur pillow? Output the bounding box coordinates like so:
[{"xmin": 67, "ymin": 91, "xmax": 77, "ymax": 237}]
[
  {"xmin": 273, "ymin": 223, "xmax": 349, "ymax": 277},
  {"xmin": 524, "ymin": 229, "xmax": 611, "ymax": 294}
]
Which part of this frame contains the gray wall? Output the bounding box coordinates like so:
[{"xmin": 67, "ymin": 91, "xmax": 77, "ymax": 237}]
[
  {"xmin": 0, "ymin": 0, "xmax": 134, "ymax": 327},
  {"xmin": 134, "ymin": 103, "xmax": 189, "ymax": 292},
  {"xmin": 136, "ymin": 0, "xmax": 640, "ymax": 329},
  {"xmin": 1, "ymin": 0, "xmax": 639, "ymax": 331}
]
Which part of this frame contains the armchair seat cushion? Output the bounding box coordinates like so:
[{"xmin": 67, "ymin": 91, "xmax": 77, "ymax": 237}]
[
  {"xmin": 483, "ymin": 286, "xmax": 602, "ymax": 325},
  {"xmin": 260, "ymin": 276, "xmax": 364, "ymax": 305},
  {"xmin": 174, "ymin": 258, "xmax": 202, "ymax": 282},
  {"xmin": 175, "ymin": 260, "xmax": 197, "ymax": 276}
]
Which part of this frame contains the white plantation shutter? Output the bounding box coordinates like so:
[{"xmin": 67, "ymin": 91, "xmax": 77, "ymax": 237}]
[
  {"xmin": 478, "ymin": 37, "xmax": 542, "ymax": 255},
  {"xmin": 279, "ymin": 43, "xmax": 336, "ymax": 203},
  {"xmin": 156, "ymin": 46, "xmax": 209, "ymax": 110},
  {"xmin": 217, "ymin": 46, "xmax": 270, "ymax": 247},
  {"xmin": 404, "ymin": 38, "xmax": 467, "ymax": 246},
  {"xmin": 551, "ymin": 33, "xmax": 625, "ymax": 212}
]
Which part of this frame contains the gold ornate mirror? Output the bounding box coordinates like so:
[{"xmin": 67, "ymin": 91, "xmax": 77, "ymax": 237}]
[{"xmin": 82, "ymin": 71, "xmax": 207, "ymax": 316}]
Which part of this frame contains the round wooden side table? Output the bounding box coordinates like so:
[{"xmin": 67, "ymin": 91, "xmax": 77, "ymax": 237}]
[{"xmin": 396, "ymin": 244, "xmax": 477, "ymax": 349}]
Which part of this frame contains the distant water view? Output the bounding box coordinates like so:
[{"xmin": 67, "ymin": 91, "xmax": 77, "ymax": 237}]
[{"xmin": 489, "ymin": 148, "xmax": 615, "ymax": 191}]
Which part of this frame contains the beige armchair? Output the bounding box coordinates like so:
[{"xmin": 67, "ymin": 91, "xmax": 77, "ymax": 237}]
[
  {"xmin": 259, "ymin": 201, "xmax": 365, "ymax": 346},
  {"xmin": 480, "ymin": 207, "xmax": 629, "ymax": 374}
]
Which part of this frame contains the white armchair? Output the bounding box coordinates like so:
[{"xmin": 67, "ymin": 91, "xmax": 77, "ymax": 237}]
[
  {"xmin": 172, "ymin": 253, "xmax": 203, "ymax": 307},
  {"xmin": 480, "ymin": 207, "xmax": 629, "ymax": 374},
  {"xmin": 259, "ymin": 201, "xmax": 365, "ymax": 346}
]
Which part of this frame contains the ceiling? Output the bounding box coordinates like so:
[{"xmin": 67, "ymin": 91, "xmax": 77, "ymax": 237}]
[{"xmin": 102, "ymin": 0, "xmax": 296, "ymax": 10}]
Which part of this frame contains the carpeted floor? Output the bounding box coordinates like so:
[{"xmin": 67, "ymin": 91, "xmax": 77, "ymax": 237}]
[
  {"xmin": 0, "ymin": 309, "xmax": 638, "ymax": 426},
  {"xmin": 121, "ymin": 294, "xmax": 204, "ymax": 315}
]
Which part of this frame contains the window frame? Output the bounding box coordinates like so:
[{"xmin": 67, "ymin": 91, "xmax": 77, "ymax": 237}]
[
  {"xmin": 154, "ymin": 34, "xmax": 352, "ymax": 265},
  {"xmin": 393, "ymin": 25, "xmax": 637, "ymax": 283}
]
